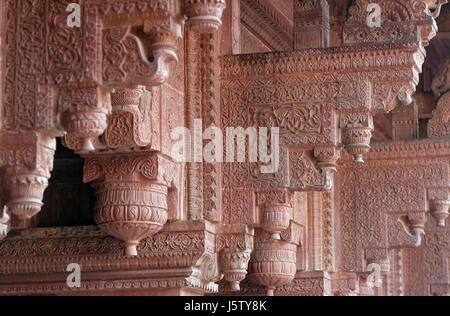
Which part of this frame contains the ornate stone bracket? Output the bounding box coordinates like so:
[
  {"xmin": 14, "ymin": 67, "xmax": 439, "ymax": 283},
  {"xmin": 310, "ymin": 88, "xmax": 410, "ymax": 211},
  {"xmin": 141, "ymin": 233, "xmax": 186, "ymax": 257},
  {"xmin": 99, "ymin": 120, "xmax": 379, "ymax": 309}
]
[
  {"xmin": 183, "ymin": 0, "xmax": 227, "ymax": 34},
  {"xmin": 59, "ymin": 85, "xmax": 111, "ymax": 152},
  {"xmin": 216, "ymin": 225, "xmax": 254, "ymax": 292},
  {"xmin": 247, "ymin": 225, "xmax": 301, "ymax": 297},
  {"xmin": 84, "ymin": 153, "xmax": 180, "ymax": 256},
  {"xmin": 101, "ymin": 26, "xmax": 179, "ymax": 88},
  {"xmin": 103, "ymin": 87, "xmax": 152, "ymax": 151},
  {"xmin": 389, "ymin": 214, "xmax": 426, "ymax": 248},
  {"xmin": 428, "ymin": 188, "xmax": 450, "ymax": 227},
  {"xmin": 343, "ymin": 0, "xmax": 447, "ymax": 48},
  {"xmin": 0, "ymin": 131, "xmax": 55, "ymax": 222},
  {"xmin": 247, "ymin": 190, "xmax": 302, "ymax": 296},
  {"xmin": 340, "ymin": 112, "xmax": 374, "ymax": 163}
]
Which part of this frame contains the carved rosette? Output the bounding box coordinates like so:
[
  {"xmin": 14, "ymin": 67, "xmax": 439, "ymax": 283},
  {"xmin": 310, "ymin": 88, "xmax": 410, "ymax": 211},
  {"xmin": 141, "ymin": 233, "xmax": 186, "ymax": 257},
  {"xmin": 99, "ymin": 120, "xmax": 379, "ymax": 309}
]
[
  {"xmin": 60, "ymin": 86, "xmax": 110, "ymax": 153},
  {"xmin": 183, "ymin": 0, "xmax": 226, "ymax": 34},
  {"xmin": 220, "ymin": 248, "xmax": 252, "ymax": 292},
  {"xmin": 248, "ymin": 239, "xmax": 297, "ymax": 296},
  {"xmin": 84, "ymin": 153, "xmax": 175, "ymax": 256}
]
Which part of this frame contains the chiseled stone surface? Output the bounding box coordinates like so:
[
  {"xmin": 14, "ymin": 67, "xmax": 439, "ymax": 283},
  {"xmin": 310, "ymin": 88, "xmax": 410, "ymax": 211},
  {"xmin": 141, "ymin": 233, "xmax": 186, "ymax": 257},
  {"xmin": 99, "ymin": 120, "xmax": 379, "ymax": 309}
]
[{"xmin": 0, "ymin": 0, "xmax": 449, "ymax": 296}]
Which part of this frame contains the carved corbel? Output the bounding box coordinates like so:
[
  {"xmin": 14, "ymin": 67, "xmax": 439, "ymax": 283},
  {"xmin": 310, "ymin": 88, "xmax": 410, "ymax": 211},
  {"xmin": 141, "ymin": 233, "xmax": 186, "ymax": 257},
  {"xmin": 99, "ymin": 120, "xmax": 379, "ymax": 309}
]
[
  {"xmin": 0, "ymin": 131, "xmax": 55, "ymax": 222},
  {"xmin": 101, "ymin": 23, "xmax": 179, "ymax": 88},
  {"xmin": 247, "ymin": 229, "xmax": 298, "ymax": 296},
  {"xmin": 256, "ymin": 189, "xmax": 293, "ymax": 240},
  {"xmin": 289, "ymin": 150, "xmax": 333, "ymax": 191},
  {"xmin": 340, "ymin": 112, "xmax": 374, "ymax": 163},
  {"xmin": 249, "ymin": 192, "xmax": 301, "ymax": 296},
  {"xmin": 83, "ymin": 153, "xmax": 179, "ymax": 256},
  {"xmin": 428, "ymin": 188, "xmax": 450, "ymax": 227},
  {"xmin": 389, "ymin": 214, "xmax": 426, "ymax": 248},
  {"xmin": 314, "ymin": 146, "xmax": 341, "ymax": 173},
  {"xmin": 59, "ymin": 85, "xmax": 111, "ymax": 153},
  {"xmin": 217, "ymin": 225, "xmax": 254, "ymax": 292},
  {"xmin": 102, "ymin": 87, "xmax": 153, "ymax": 150},
  {"xmin": 183, "ymin": 0, "xmax": 227, "ymax": 34},
  {"xmin": 343, "ymin": 0, "xmax": 446, "ymax": 47}
]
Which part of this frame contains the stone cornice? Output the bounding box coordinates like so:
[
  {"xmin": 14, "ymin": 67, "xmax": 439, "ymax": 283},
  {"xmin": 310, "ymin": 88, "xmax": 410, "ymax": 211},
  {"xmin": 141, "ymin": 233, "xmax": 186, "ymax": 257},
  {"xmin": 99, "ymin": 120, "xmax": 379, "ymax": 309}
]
[
  {"xmin": 0, "ymin": 275, "xmax": 218, "ymax": 296},
  {"xmin": 220, "ymin": 42, "xmax": 423, "ymax": 79},
  {"xmin": 341, "ymin": 138, "xmax": 450, "ymax": 162},
  {"xmin": 0, "ymin": 222, "xmax": 215, "ymax": 275},
  {"xmin": 240, "ymin": 0, "xmax": 293, "ymax": 51}
]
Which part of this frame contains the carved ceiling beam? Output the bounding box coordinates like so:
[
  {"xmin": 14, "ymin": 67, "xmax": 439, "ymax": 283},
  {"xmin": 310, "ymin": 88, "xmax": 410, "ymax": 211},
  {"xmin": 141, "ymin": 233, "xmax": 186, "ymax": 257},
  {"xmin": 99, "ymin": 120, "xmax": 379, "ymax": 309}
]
[
  {"xmin": 221, "ymin": 42, "xmax": 425, "ymax": 172},
  {"xmin": 240, "ymin": 0, "xmax": 293, "ymax": 51}
]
